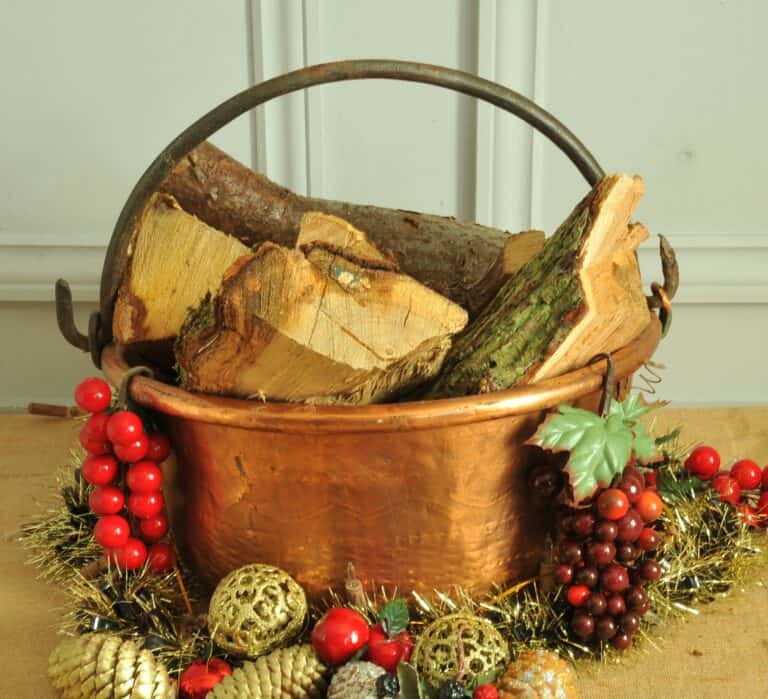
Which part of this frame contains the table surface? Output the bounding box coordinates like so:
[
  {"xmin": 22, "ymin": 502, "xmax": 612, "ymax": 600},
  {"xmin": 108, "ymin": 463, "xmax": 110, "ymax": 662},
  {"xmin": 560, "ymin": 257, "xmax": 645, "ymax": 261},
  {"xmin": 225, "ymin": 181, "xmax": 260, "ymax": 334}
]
[{"xmin": 2, "ymin": 408, "xmax": 767, "ymax": 698}]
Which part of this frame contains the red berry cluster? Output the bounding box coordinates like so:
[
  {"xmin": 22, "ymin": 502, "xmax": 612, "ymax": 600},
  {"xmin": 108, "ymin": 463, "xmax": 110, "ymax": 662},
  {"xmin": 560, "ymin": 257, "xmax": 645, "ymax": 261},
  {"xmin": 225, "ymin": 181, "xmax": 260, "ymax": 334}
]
[
  {"xmin": 685, "ymin": 446, "xmax": 768, "ymax": 526},
  {"xmin": 555, "ymin": 466, "xmax": 664, "ymax": 651},
  {"xmin": 75, "ymin": 377, "xmax": 175, "ymax": 573}
]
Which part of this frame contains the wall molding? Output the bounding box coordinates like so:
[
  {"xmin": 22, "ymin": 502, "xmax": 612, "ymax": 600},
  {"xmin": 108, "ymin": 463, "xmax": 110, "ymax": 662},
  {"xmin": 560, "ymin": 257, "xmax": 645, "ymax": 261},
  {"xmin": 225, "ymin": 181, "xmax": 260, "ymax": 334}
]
[{"xmin": 3, "ymin": 232, "xmax": 767, "ymax": 305}]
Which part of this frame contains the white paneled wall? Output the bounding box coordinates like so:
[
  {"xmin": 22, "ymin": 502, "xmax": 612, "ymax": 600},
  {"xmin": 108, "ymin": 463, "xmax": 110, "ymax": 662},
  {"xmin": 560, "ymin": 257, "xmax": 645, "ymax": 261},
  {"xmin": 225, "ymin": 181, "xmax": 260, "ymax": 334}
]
[{"xmin": 1, "ymin": 0, "xmax": 766, "ymax": 407}]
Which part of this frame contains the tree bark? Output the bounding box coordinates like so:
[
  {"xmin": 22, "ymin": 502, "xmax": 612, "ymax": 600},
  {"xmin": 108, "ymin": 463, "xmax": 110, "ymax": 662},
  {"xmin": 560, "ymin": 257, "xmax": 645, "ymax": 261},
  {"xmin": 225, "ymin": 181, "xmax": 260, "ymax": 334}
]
[
  {"xmin": 159, "ymin": 141, "xmax": 539, "ymax": 315},
  {"xmin": 425, "ymin": 174, "xmax": 650, "ymax": 398},
  {"xmin": 175, "ymin": 214, "xmax": 468, "ymax": 405}
]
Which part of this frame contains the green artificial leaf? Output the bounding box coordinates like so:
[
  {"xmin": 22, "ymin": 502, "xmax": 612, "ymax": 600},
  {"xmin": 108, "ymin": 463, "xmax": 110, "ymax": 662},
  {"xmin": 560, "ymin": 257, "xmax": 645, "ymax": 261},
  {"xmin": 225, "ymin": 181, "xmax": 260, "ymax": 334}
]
[
  {"xmin": 632, "ymin": 421, "xmax": 661, "ymax": 463},
  {"xmin": 380, "ymin": 599, "xmax": 409, "ymax": 637},
  {"xmin": 397, "ymin": 663, "xmax": 424, "ymax": 699},
  {"xmin": 529, "ymin": 394, "xmax": 664, "ymax": 502},
  {"xmin": 465, "ymin": 669, "xmax": 502, "ymax": 691}
]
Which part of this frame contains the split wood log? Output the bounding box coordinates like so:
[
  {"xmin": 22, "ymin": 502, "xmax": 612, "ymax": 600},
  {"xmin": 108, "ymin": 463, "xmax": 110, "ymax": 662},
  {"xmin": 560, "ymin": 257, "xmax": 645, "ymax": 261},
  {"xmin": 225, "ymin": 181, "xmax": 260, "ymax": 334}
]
[
  {"xmin": 159, "ymin": 141, "xmax": 542, "ymax": 315},
  {"xmin": 175, "ymin": 215, "xmax": 469, "ymax": 405},
  {"xmin": 426, "ymin": 174, "xmax": 650, "ymax": 398},
  {"xmin": 112, "ymin": 193, "xmax": 250, "ymax": 345}
]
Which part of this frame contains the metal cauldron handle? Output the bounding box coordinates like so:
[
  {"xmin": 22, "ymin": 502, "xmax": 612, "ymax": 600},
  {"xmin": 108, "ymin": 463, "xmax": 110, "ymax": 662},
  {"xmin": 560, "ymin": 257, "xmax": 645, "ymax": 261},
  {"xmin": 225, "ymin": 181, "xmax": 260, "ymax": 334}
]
[{"xmin": 54, "ymin": 59, "xmax": 671, "ymax": 366}]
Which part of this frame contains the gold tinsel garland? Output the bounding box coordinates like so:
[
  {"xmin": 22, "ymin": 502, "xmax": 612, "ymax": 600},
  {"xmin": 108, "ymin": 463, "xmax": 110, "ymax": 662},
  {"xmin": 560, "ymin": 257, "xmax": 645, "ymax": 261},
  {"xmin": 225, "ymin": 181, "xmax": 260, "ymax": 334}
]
[{"xmin": 23, "ymin": 427, "xmax": 766, "ymax": 697}]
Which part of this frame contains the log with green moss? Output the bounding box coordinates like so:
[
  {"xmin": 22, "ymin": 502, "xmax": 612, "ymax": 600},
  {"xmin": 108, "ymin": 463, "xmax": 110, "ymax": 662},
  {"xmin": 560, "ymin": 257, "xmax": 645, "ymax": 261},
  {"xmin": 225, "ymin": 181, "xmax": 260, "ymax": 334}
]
[{"xmin": 425, "ymin": 174, "xmax": 650, "ymax": 398}]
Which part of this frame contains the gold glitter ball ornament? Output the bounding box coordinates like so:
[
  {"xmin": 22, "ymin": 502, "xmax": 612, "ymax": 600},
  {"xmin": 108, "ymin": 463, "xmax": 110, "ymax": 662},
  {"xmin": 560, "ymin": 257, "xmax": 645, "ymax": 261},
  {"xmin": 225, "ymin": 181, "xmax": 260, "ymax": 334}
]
[
  {"xmin": 497, "ymin": 649, "xmax": 577, "ymax": 699},
  {"xmin": 208, "ymin": 563, "xmax": 307, "ymax": 657},
  {"xmin": 209, "ymin": 644, "xmax": 330, "ymax": 698},
  {"xmin": 48, "ymin": 633, "xmax": 175, "ymax": 699},
  {"xmin": 412, "ymin": 613, "xmax": 510, "ymax": 685}
]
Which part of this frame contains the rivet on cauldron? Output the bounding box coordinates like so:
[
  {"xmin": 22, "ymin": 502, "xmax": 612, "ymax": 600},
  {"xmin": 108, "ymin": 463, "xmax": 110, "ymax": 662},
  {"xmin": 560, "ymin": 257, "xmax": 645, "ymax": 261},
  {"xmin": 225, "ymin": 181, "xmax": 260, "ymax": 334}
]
[{"xmin": 527, "ymin": 463, "xmax": 565, "ymax": 498}]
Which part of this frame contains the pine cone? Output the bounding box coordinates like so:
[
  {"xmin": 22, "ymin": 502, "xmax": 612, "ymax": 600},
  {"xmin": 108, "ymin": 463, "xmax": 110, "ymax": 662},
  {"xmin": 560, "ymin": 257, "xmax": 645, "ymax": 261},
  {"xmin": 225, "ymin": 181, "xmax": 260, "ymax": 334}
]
[
  {"xmin": 209, "ymin": 644, "xmax": 329, "ymax": 698},
  {"xmin": 48, "ymin": 633, "xmax": 175, "ymax": 699}
]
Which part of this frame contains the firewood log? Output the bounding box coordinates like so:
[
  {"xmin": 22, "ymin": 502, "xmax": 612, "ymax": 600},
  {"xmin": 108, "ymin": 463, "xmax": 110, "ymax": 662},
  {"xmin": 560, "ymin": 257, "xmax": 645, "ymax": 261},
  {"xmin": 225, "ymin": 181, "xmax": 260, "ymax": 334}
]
[
  {"xmin": 175, "ymin": 215, "xmax": 468, "ymax": 405},
  {"xmin": 426, "ymin": 174, "xmax": 650, "ymax": 398},
  {"xmin": 112, "ymin": 193, "xmax": 249, "ymax": 345},
  {"xmin": 159, "ymin": 141, "xmax": 542, "ymax": 315}
]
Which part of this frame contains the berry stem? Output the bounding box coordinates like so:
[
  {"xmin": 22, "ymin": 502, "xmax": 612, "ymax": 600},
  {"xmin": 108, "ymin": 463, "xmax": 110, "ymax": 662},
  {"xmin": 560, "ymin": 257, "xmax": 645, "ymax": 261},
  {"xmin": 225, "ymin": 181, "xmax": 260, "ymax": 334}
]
[{"xmin": 174, "ymin": 564, "xmax": 193, "ymax": 616}]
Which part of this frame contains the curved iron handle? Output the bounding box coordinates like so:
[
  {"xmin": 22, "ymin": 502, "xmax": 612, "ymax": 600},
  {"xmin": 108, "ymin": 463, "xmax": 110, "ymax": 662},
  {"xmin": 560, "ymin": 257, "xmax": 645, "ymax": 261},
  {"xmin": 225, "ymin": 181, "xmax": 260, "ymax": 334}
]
[{"xmin": 56, "ymin": 59, "xmax": 606, "ymax": 365}]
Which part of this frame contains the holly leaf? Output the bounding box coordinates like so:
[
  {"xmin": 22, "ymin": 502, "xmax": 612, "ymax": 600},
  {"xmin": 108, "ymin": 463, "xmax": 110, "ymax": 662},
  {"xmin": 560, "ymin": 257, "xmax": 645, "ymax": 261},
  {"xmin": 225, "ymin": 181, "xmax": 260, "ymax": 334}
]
[
  {"xmin": 380, "ymin": 599, "xmax": 409, "ymax": 637},
  {"xmin": 396, "ymin": 663, "xmax": 424, "ymax": 699}
]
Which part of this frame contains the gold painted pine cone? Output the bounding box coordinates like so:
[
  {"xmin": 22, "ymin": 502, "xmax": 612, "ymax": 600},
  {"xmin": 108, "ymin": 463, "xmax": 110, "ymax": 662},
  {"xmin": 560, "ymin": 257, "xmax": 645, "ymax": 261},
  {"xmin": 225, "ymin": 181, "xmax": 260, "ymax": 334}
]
[
  {"xmin": 208, "ymin": 644, "xmax": 330, "ymax": 698},
  {"xmin": 497, "ymin": 649, "xmax": 577, "ymax": 699},
  {"xmin": 48, "ymin": 633, "xmax": 175, "ymax": 699},
  {"xmin": 208, "ymin": 563, "xmax": 307, "ymax": 657}
]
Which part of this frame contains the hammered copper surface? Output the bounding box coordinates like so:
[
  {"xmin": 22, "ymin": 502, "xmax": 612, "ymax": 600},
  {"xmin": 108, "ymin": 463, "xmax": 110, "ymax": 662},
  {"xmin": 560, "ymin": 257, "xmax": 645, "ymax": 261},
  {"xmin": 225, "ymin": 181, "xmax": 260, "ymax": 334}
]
[{"xmin": 101, "ymin": 318, "xmax": 660, "ymax": 601}]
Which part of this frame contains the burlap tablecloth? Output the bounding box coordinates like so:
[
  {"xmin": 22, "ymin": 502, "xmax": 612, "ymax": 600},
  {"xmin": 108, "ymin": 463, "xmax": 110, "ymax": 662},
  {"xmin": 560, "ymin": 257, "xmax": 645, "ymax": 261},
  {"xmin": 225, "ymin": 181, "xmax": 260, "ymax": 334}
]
[{"xmin": 2, "ymin": 409, "xmax": 767, "ymax": 698}]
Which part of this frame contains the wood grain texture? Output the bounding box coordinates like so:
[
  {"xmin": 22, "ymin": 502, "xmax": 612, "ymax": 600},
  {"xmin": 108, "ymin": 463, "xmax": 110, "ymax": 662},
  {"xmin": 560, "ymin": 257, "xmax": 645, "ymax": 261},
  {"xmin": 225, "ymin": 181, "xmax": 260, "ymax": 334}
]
[
  {"xmin": 113, "ymin": 193, "xmax": 249, "ymax": 345},
  {"xmin": 175, "ymin": 214, "xmax": 468, "ymax": 405}
]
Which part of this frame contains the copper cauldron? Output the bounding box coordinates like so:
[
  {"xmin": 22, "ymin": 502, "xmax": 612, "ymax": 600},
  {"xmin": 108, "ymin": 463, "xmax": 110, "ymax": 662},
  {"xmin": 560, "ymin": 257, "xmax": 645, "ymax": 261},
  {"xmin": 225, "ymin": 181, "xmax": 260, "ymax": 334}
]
[{"xmin": 56, "ymin": 61, "xmax": 671, "ymax": 601}]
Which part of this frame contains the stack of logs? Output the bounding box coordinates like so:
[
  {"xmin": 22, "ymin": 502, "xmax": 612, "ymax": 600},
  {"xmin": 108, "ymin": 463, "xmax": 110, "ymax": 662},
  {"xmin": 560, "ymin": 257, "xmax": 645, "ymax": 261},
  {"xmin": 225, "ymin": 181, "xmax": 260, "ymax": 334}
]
[{"xmin": 113, "ymin": 142, "xmax": 651, "ymax": 405}]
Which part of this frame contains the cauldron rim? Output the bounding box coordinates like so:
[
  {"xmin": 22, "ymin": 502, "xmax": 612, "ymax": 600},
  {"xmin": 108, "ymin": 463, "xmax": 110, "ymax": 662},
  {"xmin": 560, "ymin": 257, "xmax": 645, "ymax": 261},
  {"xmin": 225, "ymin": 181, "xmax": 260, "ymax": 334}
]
[{"xmin": 101, "ymin": 315, "xmax": 660, "ymax": 434}]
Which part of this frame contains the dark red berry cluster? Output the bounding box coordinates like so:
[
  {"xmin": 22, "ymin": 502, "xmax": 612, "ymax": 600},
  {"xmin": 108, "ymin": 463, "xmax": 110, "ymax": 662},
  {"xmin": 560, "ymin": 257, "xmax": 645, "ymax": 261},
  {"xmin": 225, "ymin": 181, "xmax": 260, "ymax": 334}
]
[
  {"xmin": 555, "ymin": 466, "xmax": 664, "ymax": 651},
  {"xmin": 75, "ymin": 377, "xmax": 175, "ymax": 572},
  {"xmin": 685, "ymin": 446, "xmax": 768, "ymax": 526}
]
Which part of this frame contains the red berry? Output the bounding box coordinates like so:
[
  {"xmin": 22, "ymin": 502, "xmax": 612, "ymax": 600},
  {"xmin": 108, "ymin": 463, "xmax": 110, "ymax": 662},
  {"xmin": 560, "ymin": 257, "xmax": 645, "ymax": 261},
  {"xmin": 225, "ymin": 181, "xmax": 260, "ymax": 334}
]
[
  {"xmin": 74, "ymin": 377, "xmax": 111, "ymax": 413},
  {"xmin": 179, "ymin": 658, "xmax": 232, "ymax": 698},
  {"xmin": 640, "ymin": 560, "xmax": 662, "ymax": 582},
  {"xmin": 612, "ymin": 631, "xmax": 633, "ymax": 651},
  {"xmin": 685, "ymin": 446, "xmax": 720, "ymax": 480},
  {"xmin": 113, "ymin": 433, "xmax": 149, "ymax": 463},
  {"xmin": 114, "ymin": 537, "xmax": 148, "ymax": 570},
  {"xmin": 366, "ymin": 623, "xmax": 414, "ymax": 673},
  {"xmin": 571, "ymin": 511, "xmax": 595, "ymax": 537},
  {"xmin": 79, "ymin": 413, "xmax": 112, "ymax": 455},
  {"xmin": 625, "ymin": 586, "xmax": 648, "ymax": 611},
  {"xmin": 616, "ymin": 509, "xmax": 644, "ymax": 543},
  {"xmin": 619, "ymin": 612, "xmax": 640, "ymax": 633},
  {"xmin": 81, "ymin": 412, "xmax": 110, "ymax": 441},
  {"xmin": 586, "ymin": 541, "xmax": 616, "ymax": 568},
  {"xmin": 94, "ymin": 515, "xmax": 130, "ymax": 548},
  {"xmin": 575, "ymin": 567, "xmax": 599, "ymax": 588},
  {"xmin": 139, "ymin": 513, "xmax": 169, "ymax": 542},
  {"xmin": 311, "ymin": 608, "xmax": 370, "ymax": 665},
  {"xmin": 637, "ymin": 527, "xmax": 661, "ymax": 551},
  {"xmin": 636, "ymin": 490, "xmax": 664, "ymax": 522},
  {"xmin": 570, "ymin": 610, "xmax": 595, "ymax": 640},
  {"xmin": 566, "ymin": 584, "xmax": 591, "ymax": 607},
  {"xmin": 644, "ymin": 471, "xmax": 658, "ymax": 489},
  {"xmin": 607, "ymin": 595, "xmax": 626, "ymax": 617},
  {"xmin": 601, "ymin": 564, "xmax": 630, "ymax": 593},
  {"xmin": 711, "ymin": 473, "xmax": 741, "ymax": 505},
  {"xmin": 555, "ymin": 564, "xmax": 574, "ymax": 585},
  {"xmin": 616, "ymin": 543, "xmax": 638, "ymax": 564},
  {"xmin": 730, "ymin": 459, "xmax": 762, "ymax": 490},
  {"xmin": 762, "ymin": 466, "xmax": 768, "ymax": 490},
  {"xmin": 474, "ymin": 685, "xmax": 499, "ymax": 699},
  {"xmin": 596, "ymin": 489, "xmax": 630, "ymax": 521},
  {"xmin": 587, "ymin": 592, "xmax": 608, "ymax": 616},
  {"xmin": 597, "ymin": 615, "xmax": 618, "ymax": 640},
  {"xmin": 756, "ymin": 492, "xmax": 768, "ymax": 517},
  {"xmin": 146, "ymin": 432, "xmax": 171, "ymax": 463},
  {"xmin": 88, "ymin": 485, "xmax": 125, "ymax": 515},
  {"xmin": 560, "ymin": 540, "xmax": 583, "ymax": 565},
  {"xmin": 127, "ymin": 491, "xmax": 164, "ymax": 519},
  {"xmin": 81, "ymin": 454, "xmax": 119, "ymax": 486},
  {"xmin": 147, "ymin": 543, "xmax": 176, "ymax": 572},
  {"xmin": 618, "ymin": 476, "xmax": 643, "ymax": 504},
  {"xmin": 594, "ymin": 520, "xmax": 619, "ymax": 542},
  {"xmin": 126, "ymin": 461, "xmax": 163, "ymax": 492},
  {"xmin": 106, "ymin": 410, "xmax": 144, "ymax": 445}
]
